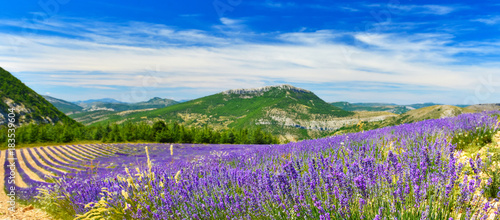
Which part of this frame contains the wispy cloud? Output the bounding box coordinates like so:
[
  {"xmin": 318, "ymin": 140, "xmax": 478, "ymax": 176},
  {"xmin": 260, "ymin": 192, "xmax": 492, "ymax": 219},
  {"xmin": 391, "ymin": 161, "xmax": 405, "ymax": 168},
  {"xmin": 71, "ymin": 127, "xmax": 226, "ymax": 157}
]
[
  {"xmin": 473, "ymin": 16, "xmax": 500, "ymax": 25},
  {"xmin": 263, "ymin": 1, "xmax": 296, "ymax": 8},
  {"xmin": 369, "ymin": 4, "xmax": 460, "ymax": 15}
]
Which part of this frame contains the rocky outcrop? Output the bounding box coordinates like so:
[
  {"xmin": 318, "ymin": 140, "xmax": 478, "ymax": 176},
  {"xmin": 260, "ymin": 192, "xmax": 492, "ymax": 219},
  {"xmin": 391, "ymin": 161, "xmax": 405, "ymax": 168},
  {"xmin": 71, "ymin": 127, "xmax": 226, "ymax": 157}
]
[{"xmin": 222, "ymin": 84, "xmax": 311, "ymax": 96}]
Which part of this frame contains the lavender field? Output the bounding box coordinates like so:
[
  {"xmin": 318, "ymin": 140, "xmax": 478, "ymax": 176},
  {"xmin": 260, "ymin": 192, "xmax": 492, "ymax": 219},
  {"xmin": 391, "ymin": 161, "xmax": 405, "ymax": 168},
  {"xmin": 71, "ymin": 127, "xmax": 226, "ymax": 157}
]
[{"xmin": 3, "ymin": 112, "xmax": 500, "ymax": 219}]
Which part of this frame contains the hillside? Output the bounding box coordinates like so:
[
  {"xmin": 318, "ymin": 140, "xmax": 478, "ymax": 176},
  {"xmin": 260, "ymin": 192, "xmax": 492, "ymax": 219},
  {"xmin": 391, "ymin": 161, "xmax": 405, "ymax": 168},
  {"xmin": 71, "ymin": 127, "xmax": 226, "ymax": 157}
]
[
  {"xmin": 0, "ymin": 67, "xmax": 78, "ymax": 126},
  {"xmin": 334, "ymin": 105, "xmax": 474, "ymax": 134},
  {"xmin": 42, "ymin": 95, "xmax": 84, "ymax": 114},
  {"xmin": 331, "ymin": 102, "xmax": 442, "ymax": 114},
  {"xmin": 465, "ymin": 103, "xmax": 500, "ymax": 112},
  {"xmin": 64, "ymin": 97, "xmax": 179, "ymax": 124},
  {"xmin": 87, "ymin": 85, "xmax": 396, "ymax": 141}
]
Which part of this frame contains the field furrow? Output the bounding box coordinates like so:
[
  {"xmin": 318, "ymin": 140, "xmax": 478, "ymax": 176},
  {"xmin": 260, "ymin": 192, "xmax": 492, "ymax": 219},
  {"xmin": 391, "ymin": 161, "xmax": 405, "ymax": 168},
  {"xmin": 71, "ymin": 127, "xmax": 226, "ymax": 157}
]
[
  {"xmin": 20, "ymin": 149, "xmax": 56, "ymax": 178},
  {"xmin": 16, "ymin": 150, "xmax": 45, "ymax": 182},
  {"xmin": 89, "ymin": 144, "xmax": 116, "ymax": 155},
  {"xmin": 0, "ymin": 150, "xmax": 6, "ymax": 196},
  {"xmin": 76, "ymin": 145, "xmax": 108, "ymax": 157},
  {"xmin": 61, "ymin": 146, "xmax": 94, "ymax": 160},
  {"xmin": 97, "ymin": 144, "xmax": 121, "ymax": 152},
  {"xmin": 67, "ymin": 145, "xmax": 102, "ymax": 158},
  {"xmin": 50, "ymin": 146, "xmax": 82, "ymax": 162},
  {"xmin": 26, "ymin": 148, "xmax": 67, "ymax": 175},
  {"xmin": 8, "ymin": 151, "xmax": 28, "ymax": 188},
  {"xmin": 42, "ymin": 147, "xmax": 85, "ymax": 171},
  {"xmin": 34, "ymin": 148, "xmax": 77, "ymax": 172},
  {"xmin": 0, "ymin": 150, "xmax": 13, "ymax": 215}
]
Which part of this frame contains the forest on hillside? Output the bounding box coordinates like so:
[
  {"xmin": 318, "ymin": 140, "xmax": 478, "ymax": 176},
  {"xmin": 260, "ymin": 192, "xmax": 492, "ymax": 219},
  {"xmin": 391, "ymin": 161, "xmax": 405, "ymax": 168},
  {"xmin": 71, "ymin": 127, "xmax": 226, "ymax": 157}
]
[{"xmin": 0, "ymin": 121, "xmax": 279, "ymax": 148}]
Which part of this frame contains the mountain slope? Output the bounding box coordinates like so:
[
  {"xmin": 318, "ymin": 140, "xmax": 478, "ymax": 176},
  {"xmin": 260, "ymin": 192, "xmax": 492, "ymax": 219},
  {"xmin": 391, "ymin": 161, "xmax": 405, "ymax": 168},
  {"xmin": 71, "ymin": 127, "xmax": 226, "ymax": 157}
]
[
  {"xmin": 334, "ymin": 105, "xmax": 474, "ymax": 134},
  {"xmin": 91, "ymin": 85, "xmax": 395, "ymax": 140},
  {"xmin": 42, "ymin": 95, "xmax": 84, "ymax": 114},
  {"xmin": 63, "ymin": 97, "xmax": 179, "ymax": 124},
  {"xmin": 0, "ymin": 67, "xmax": 78, "ymax": 126},
  {"xmin": 330, "ymin": 102, "xmax": 442, "ymax": 114},
  {"xmin": 465, "ymin": 103, "xmax": 500, "ymax": 112}
]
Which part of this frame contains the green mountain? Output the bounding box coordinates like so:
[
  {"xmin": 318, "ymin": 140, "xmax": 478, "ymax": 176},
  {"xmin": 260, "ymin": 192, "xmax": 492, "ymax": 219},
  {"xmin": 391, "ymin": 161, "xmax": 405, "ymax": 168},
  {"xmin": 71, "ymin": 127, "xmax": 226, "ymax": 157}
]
[
  {"xmin": 42, "ymin": 95, "xmax": 84, "ymax": 114},
  {"xmin": 0, "ymin": 67, "xmax": 78, "ymax": 126},
  {"xmin": 91, "ymin": 85, "xmax": 362, "ymax": 141}
]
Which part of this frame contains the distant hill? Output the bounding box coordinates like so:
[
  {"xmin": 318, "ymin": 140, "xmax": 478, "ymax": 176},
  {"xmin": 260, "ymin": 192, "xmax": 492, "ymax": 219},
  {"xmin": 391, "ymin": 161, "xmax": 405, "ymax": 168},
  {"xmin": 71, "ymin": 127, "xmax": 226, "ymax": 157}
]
[
  {"xmin": 88, "ymin": 85, "xmax": 397, "ymax": 141},
  {"xmin": 44, "ymin": 97, "xmax": 179, "ymax": 124},
  {"xmin": 334, "ymin": 105, "xmax": 474, "ymax": 134},
  {"xmin": 74, "ymin": 97, "xmax": 178, "ymax": 112},
  {"xmin": 42, "ymin": 95, "xmax": 84, "ymax": 114},
  {"xmin": 465, "ymin": 103, "xmax": 500, "ymax": 112},
  {"xmin": 331, "ymin": 102, "xmax": 444, "ymax": 114},
  {"xmin": 0, "ymin": 67, "xmax": 78, "ymax": 126},
  {"xmin": 74, "ymin": 98, "xmax": 126, "ymax": 105}
]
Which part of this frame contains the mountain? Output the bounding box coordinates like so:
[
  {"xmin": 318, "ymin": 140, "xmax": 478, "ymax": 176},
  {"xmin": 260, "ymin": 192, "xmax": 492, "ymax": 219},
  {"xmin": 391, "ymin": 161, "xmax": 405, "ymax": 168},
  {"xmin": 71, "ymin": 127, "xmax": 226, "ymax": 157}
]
[
  {"xmin": 74, "ymin": 98, "xmax": 126, "ymax": 104},
  {"xmin": 62, "ymin": 97, "xmax": 179, "ymax": 125},
  {"xmin": 89, "ymin": 85, "xmax": 396, "ymax": 141},
  {"xmin": 42, "ymin": 95, "xmax": 84, "ymax": 114},
  {"xmin": 0, "ymin": 67, "xmax": 78, "ymax": 126},
  {"xmin": 136, "ymin": 97, "xmax": 178, "ymax": 107},
  {"xmin": 69, "ymin": 97, "xmax": 178, "ymax": 112},
  {"xmin": 331, "ymin": 102, "xmax": 444, "ymax": 114}
]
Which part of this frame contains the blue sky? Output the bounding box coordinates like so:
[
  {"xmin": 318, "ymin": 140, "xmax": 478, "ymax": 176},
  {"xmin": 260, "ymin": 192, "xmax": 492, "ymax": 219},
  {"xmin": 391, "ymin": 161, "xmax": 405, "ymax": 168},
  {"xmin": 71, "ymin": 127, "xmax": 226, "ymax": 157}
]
[{"xmin": 1, "ymin": 0, "xmax": 500, "ymax": 105}]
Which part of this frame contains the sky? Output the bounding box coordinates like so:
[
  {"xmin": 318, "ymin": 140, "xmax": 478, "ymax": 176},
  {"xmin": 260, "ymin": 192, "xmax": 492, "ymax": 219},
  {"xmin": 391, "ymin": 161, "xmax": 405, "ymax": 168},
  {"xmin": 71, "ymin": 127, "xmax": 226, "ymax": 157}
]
[{"xmin": 1, "ymin": 0, "xmax": 500, "ymax": 105}]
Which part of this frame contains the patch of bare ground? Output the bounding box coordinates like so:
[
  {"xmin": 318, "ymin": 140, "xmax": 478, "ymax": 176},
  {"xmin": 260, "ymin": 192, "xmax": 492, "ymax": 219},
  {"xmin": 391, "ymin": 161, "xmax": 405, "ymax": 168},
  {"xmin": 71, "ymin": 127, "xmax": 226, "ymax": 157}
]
[
  {"xmin": 457, "ymin": 131, "xmax": 500, "ymax": 220},
  {"xmin": 0, "ymin": 150, "xmax": 53, "ymax": 220}
]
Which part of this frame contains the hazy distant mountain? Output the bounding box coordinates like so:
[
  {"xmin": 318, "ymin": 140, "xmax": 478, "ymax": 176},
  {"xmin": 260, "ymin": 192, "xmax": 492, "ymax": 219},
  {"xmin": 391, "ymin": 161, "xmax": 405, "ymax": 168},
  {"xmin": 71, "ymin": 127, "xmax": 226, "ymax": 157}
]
[
  {"xmin": 42, "ymin": 95, "xmax": 84, "ymax": 114},
  {"xmin": 74, "ymin": 98, "xmax": 126, "ymax": 105},
  {"xmin": 0, "ymin": 67, "xmax": 78, "ymax": 126},
  {"xmin": 55, "ymin": 97, "xmax": 179, "ymax": 125}
]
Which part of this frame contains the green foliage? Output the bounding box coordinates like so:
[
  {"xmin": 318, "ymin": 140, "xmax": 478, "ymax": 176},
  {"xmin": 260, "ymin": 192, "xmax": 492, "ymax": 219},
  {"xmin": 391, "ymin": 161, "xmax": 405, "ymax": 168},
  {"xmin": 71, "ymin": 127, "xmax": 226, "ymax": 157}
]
[
  {"xmin": 0, "ymin": 67, "xmax": 78, "ymax": 126},
  {"xmin": 482, "ymin": 149, "xmax": 500, "ymax": 199},
  {"xmin": 452, "ymin": 127, "xmax": 496, "ymax": 151},
  {"xmin": 0, "ymin": 121, "xmax": 279, "ymax": 149},
  {"xmin": 34, "ymin": 179, "xmax": 76, "ymax": 220},
  {"xmin": 42, "ymin": 95, "xmax": 83, "ymax": 114}
]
